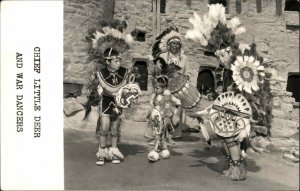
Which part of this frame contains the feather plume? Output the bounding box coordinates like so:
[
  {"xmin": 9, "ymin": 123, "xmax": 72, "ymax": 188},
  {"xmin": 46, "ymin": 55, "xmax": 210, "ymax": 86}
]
[
  {"xmin": 185, "ymin": 4, "xmax": 245, "ymax": 52},
  {"xmin": 233, "ymin": 27, "xmax": 246, "ymax": 35}
]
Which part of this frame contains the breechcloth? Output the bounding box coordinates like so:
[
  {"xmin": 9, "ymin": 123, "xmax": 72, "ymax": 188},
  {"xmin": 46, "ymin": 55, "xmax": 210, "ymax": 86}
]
[{"xmin": 96, "ymin": 113, "xmax": 121, "ymax": 136}]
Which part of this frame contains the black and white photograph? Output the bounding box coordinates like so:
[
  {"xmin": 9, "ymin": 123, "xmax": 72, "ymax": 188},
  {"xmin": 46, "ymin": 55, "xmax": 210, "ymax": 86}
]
[
  {"xmin": 63, "ymin": 0, "xmax": 299, "ymax": 190},
  {"xmin": 1, "ymin": 0, "xmax": 300, "ymax": 190}
]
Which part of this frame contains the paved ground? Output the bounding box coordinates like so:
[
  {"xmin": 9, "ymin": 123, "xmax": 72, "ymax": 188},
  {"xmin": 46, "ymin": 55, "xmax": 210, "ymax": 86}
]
[{"xmin": 64, "ymin": 127, "xmax": 299, "ymax": 190}]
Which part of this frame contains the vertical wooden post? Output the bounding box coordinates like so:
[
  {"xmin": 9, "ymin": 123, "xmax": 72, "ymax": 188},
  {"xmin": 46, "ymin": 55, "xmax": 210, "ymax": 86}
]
[
  {"xmin": 226, "ymin": 0, "xmax": 230, "ymax": 14},
  {"xmin": 152, "ymin": 0, "xmax": 157, "ymax": 43},
  {"xmin": 186, "ymin": 0, "xmax": 192, "ymax": 7},
  {"xmin": 236, "ymin": 0, "xmax": 241, "ymax": 14},
  {"xmin": 157, "ymin": 0, "xmax": 161, "ymax": 34},
  {"xmin": 276, "ymin": 0, "xmax": 282, "ymax": 16},
  {"xmin": 256, "ymin": 0, "xmax": 262, "ymax": 13}
]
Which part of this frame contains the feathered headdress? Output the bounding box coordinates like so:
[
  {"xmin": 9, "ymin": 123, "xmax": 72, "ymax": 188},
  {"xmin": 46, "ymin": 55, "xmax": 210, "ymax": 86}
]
[
  {"xmin": 86, "ymin": 20, "xmax": 134, "ymax": 59},
  {"xmin": 185, "ymin": 3, "xmax": 246, "ymax": 52},
  {"xmin": 152, "ymin": 26, "xmax": 182, "ymax": 59}
]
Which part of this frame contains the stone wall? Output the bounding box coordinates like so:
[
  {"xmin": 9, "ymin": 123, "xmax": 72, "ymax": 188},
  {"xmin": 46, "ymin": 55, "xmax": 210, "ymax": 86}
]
[
  {"xmin": 230, "ymin": 0, "xmax": 299, "ymax": 137},
  {"xmin": 114, "ymin": 0, "xmax": 219, "ymax": 90},
  {"xmin": 64, "ymin": 0, "xmax": 114, "ymax": 84},
  {"xmin": 63, "ymin": 0, "xmax": 299, "ymax": 139},
  {"xmin": 114, "ymin": 0, "xmax": 299, "ymax": 134}
]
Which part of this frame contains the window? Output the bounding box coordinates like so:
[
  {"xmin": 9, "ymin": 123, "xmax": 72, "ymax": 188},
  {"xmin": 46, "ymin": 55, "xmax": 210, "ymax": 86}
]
[
  {"xmin": 209, "ymin": 0, "xmax": 229, "ymax": 13},
  {"xmin": 63, "ymin": 83, "xmax": 83, "ymax": 98},
  {"xmin": 209, "ymin": 0, "xmax": 227, "ymax": 7},
  {"xmin": 151, "ymin": 0, "xmax": 166, "ymax": 13},
  {"xmin": 284, "ymin": 0, "xmax": 300, "ymax": 30},
  {"xmin": 197, "ymin": 69, "xmax": 215, "ymax": 95},
  {"xmin": 286, "ymin": 72, "xmax": 300, "ymax": 102},
  {"xmin": 204, "ymin": 51, "xmax": 216, "ymax": 57},
  {"xmin": 160, "ymin": 0, "xmax": 166, "ymax": 13},
  {"xmin": 132, "ymin": 28, "xmax": 146, "ymax": 42},
  {"xmin": 284, "ymin": 0, "xmax": 300, "ymax": 11},
  {"xmin": 186, "ymin": 0, "xmax": 192, "ymax": 8},
  {"xmin": 136, "ymin": 31, "xmax": 146, "ymax": 42}
]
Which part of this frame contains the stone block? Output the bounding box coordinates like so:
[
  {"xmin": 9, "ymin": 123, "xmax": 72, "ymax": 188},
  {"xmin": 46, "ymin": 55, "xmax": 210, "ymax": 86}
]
[
  {"xmin": 124, "ymin": 3, "xmax": 136, "ymax": 11},
  {"xmin": 283, "ymin": 153, "xmax": 299, "ymax": 163},
  {"xmin": 271, "ymin": 118, "xmax": 299, "ymax": 138},
  {"xmin": 272, "ymin": 109, "xmax": 285, "ymax": 118},
  {"xmin": 270, "ymin": 137, "xmax": 299, "ymax": 148},
  {"xmin": 64, "ymin": 57, "xmax": 71, "ymax": 65},
  {"xmin": 270, "ymin": 89, "xmax": 282, "ymax": 97},
  {"xmin": 265, "ymin": 144, "xmax": 282, "ymax": 152},
  {"xmin": 283, "ymin": 96, "xmax": 295, "ymax": 103},
  {"xmin": 284, "ymin": 91, "xmax": 293, "ymax": 96},
  {"xmin": 270, "ymin": 82, "xmax": 284, "ymax": 92},
  {"xmin": 281, "ymin": 103, "xmax": 294, "ymax": 113},
  {"xmin": 135, "ymin": 26, "xmax": 147, "ymax": 32},
  {"xmin": 64, "ymin": 42, "xmax": 74, "ymax": 53},
  {"xmin": 251, "ymin": 136, "xmax": 270, "ymax": 148},
  {"xmin": 252, "ymin": 146, "xmax": 265, "ymax": 153},
  {"xmin": 142, "ymin": 1, "xmax": 152, "ymax": 8},
  {"xmin": 64, "ymin": 106, "xmax": 98, "ymax": 131},
  {"xmin": 254, "ymin": 125, "xmax": 269, "ymax": 136},
  {"xmin": 257, "ymin": 41, "xmax": 269, "ymax": 53},
  {"xmin": 76, "ymin": 95, "xmax": 88, "ymax": 106},
  {"xmin": 165, "ymin": 16, "xmax": 174, "ymax": 22},
  {"xmin": 270, "ymin": 74, "xmax": 286, "ymax": 83},
  {"xmin": 176, "ymin": 13, "xmax": 190, "ymax": 19},
  {"xmin": 272, "ymin": 97, "xmax": 282, "ymax": 108},
  {"xmin": 284, "ymin": 11, "xmax": 300, "ymax": 27},
  {"xmin": 64, "ymin": 7, "xmax": 77, "ymax": 14},
  {"xmin": 68, "ymin": 3, "xmax": 85, "ymax": 10},
  {"xmin": 64, "ymin": 97, "xmax": 85, "ymax": 116}
]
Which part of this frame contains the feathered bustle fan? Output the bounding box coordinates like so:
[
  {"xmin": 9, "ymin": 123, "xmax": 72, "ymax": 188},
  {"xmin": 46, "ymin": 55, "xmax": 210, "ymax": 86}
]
[
  {"xmin": 86, "ymin": 19, "xmax": 134, "ymax": 59},
  {"xmin": 185, "ymin": 3, "xmax": 246, "ymax": 52}
]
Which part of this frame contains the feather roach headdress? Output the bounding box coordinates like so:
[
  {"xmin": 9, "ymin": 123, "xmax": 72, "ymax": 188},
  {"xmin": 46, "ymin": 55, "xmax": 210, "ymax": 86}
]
[
  {"xmin": 185, "ymin": 3, "xmax": 246, "ymax": 52},
  {"xmin": 86, "ymin": 20, "xmax": 134, "ymax": 59}
]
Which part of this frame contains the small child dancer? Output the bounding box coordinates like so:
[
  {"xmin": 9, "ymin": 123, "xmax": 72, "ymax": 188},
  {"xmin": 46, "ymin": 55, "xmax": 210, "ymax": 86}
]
[{"xmin": 147, "ymin": 76, "xmax": 181, "ymax": 162}]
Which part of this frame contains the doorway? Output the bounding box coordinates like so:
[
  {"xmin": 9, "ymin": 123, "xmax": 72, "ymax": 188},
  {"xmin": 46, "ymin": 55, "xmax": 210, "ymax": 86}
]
[{"xmin": 197, "ymin": 69, "xmax": 215, "ymax": 95}]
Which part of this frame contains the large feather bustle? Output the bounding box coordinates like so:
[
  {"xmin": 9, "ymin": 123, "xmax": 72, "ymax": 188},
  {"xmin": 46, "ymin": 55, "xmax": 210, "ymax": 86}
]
[
  {"xmin": 185, "ymin": 3, "xmax": 246, "ymax": 52},
  {"xmin": 185, "ymin": 4, "xmax": 226, "ymax": 46}
]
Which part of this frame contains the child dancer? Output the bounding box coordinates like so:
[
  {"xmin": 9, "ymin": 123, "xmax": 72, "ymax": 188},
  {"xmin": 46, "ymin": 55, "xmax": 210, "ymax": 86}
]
[
  {"xmin": 147, "ymin": 76, "xmax": 181, "ymax": 162},
  {"xmin": 84, "ymin": 20, "xmax": 138, "ymax": 166}
]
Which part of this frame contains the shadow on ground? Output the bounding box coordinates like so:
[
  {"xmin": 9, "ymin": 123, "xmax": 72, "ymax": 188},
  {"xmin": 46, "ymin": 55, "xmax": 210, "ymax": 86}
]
[{"xmin": 188, "ymin": 146, "xmax": 261, "ymax": 175}]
